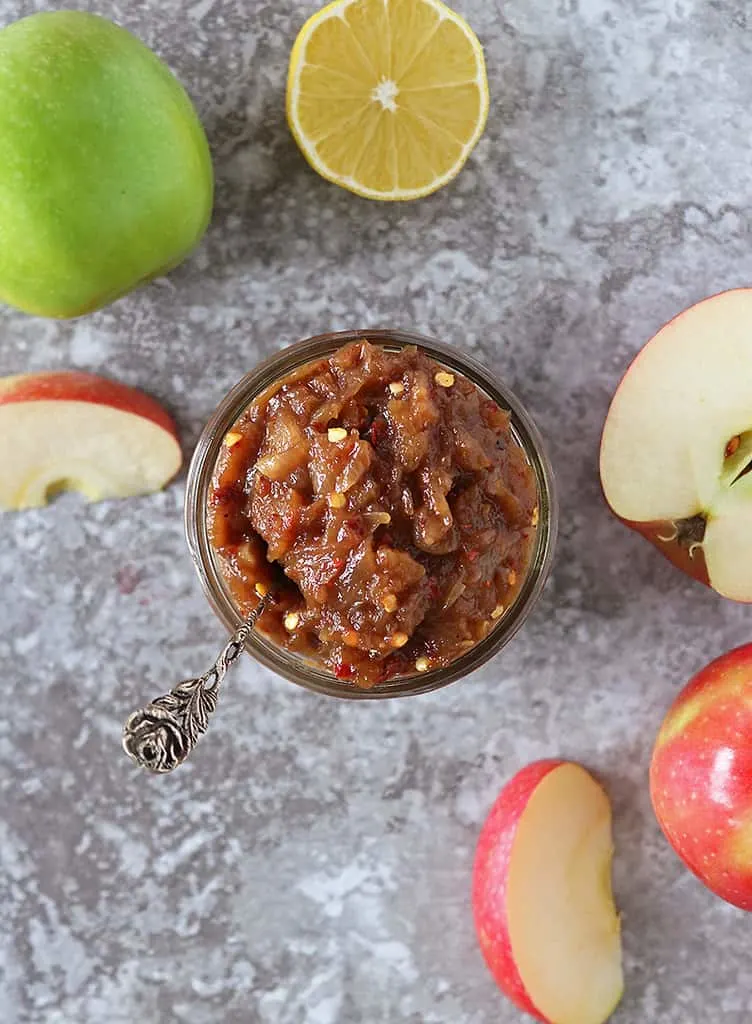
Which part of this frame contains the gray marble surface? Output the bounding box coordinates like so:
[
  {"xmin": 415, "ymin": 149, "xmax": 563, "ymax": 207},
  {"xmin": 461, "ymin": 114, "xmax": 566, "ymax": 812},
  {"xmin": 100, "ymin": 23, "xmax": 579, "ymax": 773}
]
[{"xmin": 2, "ymin": 0, "xmax": 752, "ymax": 1021}]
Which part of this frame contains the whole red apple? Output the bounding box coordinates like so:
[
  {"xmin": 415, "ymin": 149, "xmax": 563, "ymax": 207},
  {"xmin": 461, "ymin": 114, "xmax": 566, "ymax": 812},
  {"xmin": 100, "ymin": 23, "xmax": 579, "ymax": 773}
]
[{"xmin": 650, "ymin": 643, "xmax": 752, "ymax": 910}]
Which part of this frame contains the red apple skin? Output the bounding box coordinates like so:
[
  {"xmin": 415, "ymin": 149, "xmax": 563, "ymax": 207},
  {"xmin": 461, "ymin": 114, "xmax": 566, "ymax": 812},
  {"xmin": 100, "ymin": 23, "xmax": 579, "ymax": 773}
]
[
  {"xmin": 472, "ymin": 759, "xmax": 562, "ymax": 1022},
  {"xmin": 0, "ymin": 371, "xmax": 178, "ymax": 440},
  {"xmin": 650, "ymin": 643, "xmax": 752, "ymax": 910}
]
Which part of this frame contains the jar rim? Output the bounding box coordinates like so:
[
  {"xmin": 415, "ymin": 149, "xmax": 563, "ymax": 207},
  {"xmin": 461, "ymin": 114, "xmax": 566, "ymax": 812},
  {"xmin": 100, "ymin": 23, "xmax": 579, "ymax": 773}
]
[{"xmin": 184, "ymin": 328, "xmax": 558, "ymax": 699}]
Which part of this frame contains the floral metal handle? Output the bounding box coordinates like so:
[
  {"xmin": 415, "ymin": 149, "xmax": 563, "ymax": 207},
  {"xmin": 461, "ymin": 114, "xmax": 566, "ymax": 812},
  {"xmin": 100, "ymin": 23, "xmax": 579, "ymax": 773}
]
[{"xmin": 122, "ymin": 595, "xmax": 271, "ymax": 773}]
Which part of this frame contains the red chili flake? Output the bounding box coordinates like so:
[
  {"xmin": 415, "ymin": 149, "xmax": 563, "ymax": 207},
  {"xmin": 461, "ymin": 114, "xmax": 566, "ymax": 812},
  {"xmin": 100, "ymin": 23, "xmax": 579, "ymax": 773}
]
[
  {"xmin": 210, "ymin": 483, "xmax": 242, "ymax": 506},
  {"xmin": 345, "ymin": 518, "xmax": 365, "ymax": 539},
  {"xmin": 467, "ymin": 548, "xmax": 480, "ymax": 562},
  {"xmin": 333, "ymin": 660, "xmax": 355, "ymax": 680},
  {"xmin": 369, "ymin": 416, "xmax": 387, "ymax": 447},
  {"xmin": 256, "ymin": 475, "xmax": 271, "ymax": 497},
  {"xmin": 332, "ymin": 557, "xmax": 345, "ymax": 570}
]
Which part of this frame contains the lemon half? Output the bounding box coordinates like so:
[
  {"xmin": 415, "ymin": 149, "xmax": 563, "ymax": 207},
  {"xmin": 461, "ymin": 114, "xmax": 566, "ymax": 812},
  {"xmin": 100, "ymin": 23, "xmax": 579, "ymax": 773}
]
[{"xmin": 287, "ymin": 0, "xmax": 489, "ymax": 201}]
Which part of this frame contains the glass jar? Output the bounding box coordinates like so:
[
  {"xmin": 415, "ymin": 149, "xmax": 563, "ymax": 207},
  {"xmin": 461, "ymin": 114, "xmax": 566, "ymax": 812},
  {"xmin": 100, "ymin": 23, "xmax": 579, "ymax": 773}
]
[{"xmin": 185, "ymin": 328, "xmax": 558, "ymax": 699}]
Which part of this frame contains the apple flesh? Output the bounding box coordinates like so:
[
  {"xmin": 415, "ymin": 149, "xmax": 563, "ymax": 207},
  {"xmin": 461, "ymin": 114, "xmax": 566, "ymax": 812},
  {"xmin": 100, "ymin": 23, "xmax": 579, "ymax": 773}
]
[
  {"xmin": 0, "ymin": 11, "xmax": 213, "ymax": 318},
  {"xmin": 0, "ymin": 372, "xmax": 182, "ymax": 509},
  {"xmin": 600, "ymin": 288, "xmax": 752, "ymax": 601},
  {"xmin": 472, "ymin": 760, "xmax": 623, "ymax": 1024},
  {"xmin": 651, "ymin": 643, "xmax": 752, "ymax": 910}
]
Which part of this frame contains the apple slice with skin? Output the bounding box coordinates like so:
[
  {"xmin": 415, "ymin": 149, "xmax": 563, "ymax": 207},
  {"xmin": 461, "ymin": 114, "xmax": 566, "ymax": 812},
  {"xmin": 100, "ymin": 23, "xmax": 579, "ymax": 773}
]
[
  {"xmin": 472, "ymin": 760, "xmax": 623, "ymax": 1024},
  {"xmin": 0, "ymin": 371, "xmax": 182, "ymax": 509},
  {"xmin": 600, "ymin": 288, "xmax": 752, "ymax": 601}
]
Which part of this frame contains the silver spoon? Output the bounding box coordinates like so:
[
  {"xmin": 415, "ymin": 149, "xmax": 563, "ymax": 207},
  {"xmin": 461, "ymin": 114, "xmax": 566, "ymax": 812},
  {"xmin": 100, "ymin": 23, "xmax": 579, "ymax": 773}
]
[{"xmin": 122, "ymin": 593, "xmax": 272, "ymax": 773}]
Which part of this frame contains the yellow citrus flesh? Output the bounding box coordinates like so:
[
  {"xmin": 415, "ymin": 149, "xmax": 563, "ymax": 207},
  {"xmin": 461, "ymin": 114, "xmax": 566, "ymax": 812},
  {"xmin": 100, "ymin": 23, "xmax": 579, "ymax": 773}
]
[{"xmin": 286, "ymin": 0, "xmax": 489, "ymax": 200}]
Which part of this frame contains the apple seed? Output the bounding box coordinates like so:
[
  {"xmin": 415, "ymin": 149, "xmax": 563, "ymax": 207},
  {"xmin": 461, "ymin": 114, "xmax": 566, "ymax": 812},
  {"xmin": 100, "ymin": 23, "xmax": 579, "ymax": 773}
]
[{"xmin": 726, "ymin": 435, "xmax": 741, "ymax": 458}]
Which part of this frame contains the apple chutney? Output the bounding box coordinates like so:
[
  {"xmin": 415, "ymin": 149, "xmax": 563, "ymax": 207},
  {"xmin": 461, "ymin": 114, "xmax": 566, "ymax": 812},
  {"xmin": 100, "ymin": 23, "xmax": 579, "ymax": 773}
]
[{"xmin": 208, "ymin": 341, "xmax": 538, "ymax": 688}]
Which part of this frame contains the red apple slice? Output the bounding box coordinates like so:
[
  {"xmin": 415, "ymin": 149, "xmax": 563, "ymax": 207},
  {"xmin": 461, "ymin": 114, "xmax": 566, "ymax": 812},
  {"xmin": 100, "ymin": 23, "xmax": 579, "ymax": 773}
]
[
  {"xmin": 600, "ymin": 288, "xmax": 752, "ymax": 601},
  {"xmin": 473, "ymin": 760, "xmax": 623, "ymax": 1024},
  {"xmin": 0, "ymin": 371, "xmax": 182, "ymax": 509}
]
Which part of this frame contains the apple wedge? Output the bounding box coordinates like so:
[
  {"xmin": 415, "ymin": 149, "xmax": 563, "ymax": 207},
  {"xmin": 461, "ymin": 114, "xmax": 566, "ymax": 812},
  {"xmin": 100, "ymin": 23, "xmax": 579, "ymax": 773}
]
[
  {"xmin": 472, "ymin": 760, "xmax": 623, "ymax": 1024},
  {"xmin": 0, "ymin": 371, "xmax": 182, "ymax": 509},
  {"xmin": 600, "ymin": 288, "xmax": 752, "ymax": 600}
]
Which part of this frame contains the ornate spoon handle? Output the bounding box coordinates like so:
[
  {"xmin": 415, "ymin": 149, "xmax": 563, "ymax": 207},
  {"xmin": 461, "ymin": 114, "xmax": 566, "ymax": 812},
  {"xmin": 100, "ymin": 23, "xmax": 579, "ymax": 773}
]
[{"xmin": 122, "ymin": 594, "xmax": 271, "ymax": 773}]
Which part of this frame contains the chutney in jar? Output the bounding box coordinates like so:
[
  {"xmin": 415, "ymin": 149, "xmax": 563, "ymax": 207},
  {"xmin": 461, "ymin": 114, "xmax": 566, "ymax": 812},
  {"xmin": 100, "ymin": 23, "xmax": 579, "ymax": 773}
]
[{"xmin": 208, "ymin": 341, "xmax": 537, "ymax": 687}]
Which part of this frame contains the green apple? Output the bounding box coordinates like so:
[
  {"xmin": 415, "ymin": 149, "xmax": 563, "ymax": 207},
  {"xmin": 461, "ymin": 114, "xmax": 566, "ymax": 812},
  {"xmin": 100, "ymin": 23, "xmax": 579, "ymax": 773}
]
[{"xmin": 0, "ymin": 11, "xmax": 213, "ymax": 318}]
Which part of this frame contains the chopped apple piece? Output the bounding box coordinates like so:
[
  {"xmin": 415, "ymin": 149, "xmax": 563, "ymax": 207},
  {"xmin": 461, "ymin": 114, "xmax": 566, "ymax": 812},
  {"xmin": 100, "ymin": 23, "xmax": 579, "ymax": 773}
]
[{"xmin": 0, "ymin": 371, "xmax": 181, "ymax": 509}]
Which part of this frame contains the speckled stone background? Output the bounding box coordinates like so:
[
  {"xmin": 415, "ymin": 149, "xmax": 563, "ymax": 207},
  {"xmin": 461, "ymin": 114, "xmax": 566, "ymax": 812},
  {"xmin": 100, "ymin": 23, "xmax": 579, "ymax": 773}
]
[{"xmin": 2, "ymin": 0, "xmax": 752, "ymax": 1021}]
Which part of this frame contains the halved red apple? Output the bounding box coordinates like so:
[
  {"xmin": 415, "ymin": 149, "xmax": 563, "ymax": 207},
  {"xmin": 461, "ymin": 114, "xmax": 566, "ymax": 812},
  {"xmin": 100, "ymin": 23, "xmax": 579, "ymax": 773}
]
[
  {"xmin": 472, "ymin": 760, "xmax": 623, "ymax": 1024},
  {"xmin": 0, "ymin": 371, "xmax": 182, "ymax": 509},
  {"xmin": 600, "ymin": 288, "xmax": 752, "ymax": 600}
]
